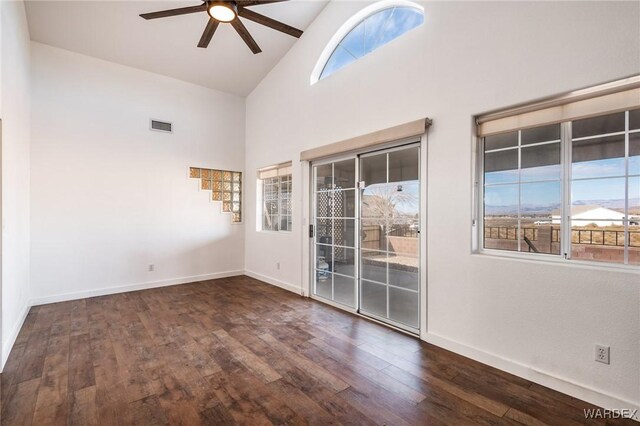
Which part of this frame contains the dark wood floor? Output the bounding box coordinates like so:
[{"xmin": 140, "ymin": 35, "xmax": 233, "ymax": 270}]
[{"xmin": 0, "ymin": 276, "xmax": 633, "ymax": 425}]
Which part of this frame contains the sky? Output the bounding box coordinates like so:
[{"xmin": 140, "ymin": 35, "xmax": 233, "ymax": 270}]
[
  {"xmin": 485, "ymin": 157, "xmax": 640, "ymax": 215},
  {"xmin": 321, "ymin": 7, "xmax": 424, "ymax": 79}
]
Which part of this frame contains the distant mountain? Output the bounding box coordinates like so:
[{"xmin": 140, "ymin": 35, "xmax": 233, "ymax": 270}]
[
  {"xmin": 573, "ymin": 198, "xmax": 638, "ymax": 211},
  {"xmin": 486, "ymin": 198, "xmax": 639, "ymax": 216},
  {"xmin": 485, "ymin": 203, "xmax": 560, "ymax": 216}
]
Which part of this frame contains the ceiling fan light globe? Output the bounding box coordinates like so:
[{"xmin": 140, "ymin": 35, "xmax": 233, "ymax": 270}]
[{"xmin": 208, "ymin": 2, "xmax": 237, "ymax": 22}]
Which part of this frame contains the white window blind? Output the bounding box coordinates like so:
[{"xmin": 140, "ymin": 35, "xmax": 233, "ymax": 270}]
[{"xmin": 477, "ymin": 76, "xmax": 640, "ymax": 137}]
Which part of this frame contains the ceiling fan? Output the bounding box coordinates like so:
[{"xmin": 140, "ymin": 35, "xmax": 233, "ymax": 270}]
[{"xmin": 140, "ymin": 1, "xmax": 303, "ymax": 54}]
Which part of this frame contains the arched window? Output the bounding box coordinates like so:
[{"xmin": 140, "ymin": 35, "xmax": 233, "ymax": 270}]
[{"xmin": 311, "ymin": 1, "xmax": 424, "ymax": 83}]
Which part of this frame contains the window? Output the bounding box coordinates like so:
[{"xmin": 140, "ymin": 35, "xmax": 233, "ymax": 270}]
[
  {"xmin": 258, "ymin": 163, "xmax": 292, "ymax": 232},
  {"xmin": 483, "ymin": 124, "xmax": 561, "ymax": 255},
  {"xmin": 478, "ymin": 107, "xmax": 640, "ymax": 266},
  {"xmin": 311, "ymin": 1, "xmax": 424, "ymax": 83}
]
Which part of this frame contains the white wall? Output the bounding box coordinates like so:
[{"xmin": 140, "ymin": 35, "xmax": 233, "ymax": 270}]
[
  {"xmin": 1, "ymin": 0, "xmax": 31, "ymax": 368},
  {"xmin": 245, "ymin": 0, "xmax": 640, "ymax": 411},
  {"xmin": 30, "ymin": 43, "xmax": 246, "ymax": 305}
]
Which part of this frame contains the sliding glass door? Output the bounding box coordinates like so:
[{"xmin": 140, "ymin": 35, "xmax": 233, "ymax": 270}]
[
  {"xmin": 313, "ymin": 159, "xmax": 358, "ymax": 308},
  {"xmin": 311, "ymin": 143, "xmax": 421, "ymax": 333},
  {"xmin": 360, "ymin": 145, "xmax": 420, "ymax": 331}
]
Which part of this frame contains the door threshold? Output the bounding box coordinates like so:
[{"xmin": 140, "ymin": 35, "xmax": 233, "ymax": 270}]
[{"xmin": 310, "ymin": 295, "xmax": 419, "ymax": 338}]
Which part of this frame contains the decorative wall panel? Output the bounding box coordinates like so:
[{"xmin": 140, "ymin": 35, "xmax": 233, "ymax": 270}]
[{"xmin": 190, "ymin": 167, "xmax": 242, "ymax": 223}]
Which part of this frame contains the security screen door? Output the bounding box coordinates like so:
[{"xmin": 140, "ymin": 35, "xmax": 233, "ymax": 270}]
[{"xmin": 311, "ymin": 143, "xmax": 421, "ymax": 333}]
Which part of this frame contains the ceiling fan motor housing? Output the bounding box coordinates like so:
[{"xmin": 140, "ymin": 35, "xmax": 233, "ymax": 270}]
[{"xmin": 207, "ymin": 1, "xmax": 238, "ymax": 22}]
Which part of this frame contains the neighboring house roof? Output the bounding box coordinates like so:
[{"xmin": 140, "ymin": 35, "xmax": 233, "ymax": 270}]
[{"xmin": 551, "ymin": 205, "xmax": 625, "ymax": 217}]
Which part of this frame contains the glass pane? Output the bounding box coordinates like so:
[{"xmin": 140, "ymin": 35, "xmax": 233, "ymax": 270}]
[
  {"xmin": 628, "ymin": 202, "xmax": 640, "ymax": 265},
  {"xmin": 572, "ymin": 112, "xmax": 625, "ymax": 138},
  {"xmin": 389, "ymin": 146, "xmax": 419, "ymax": 183},
  {"xmin": 315, "ymin": 271, "xmax": 332, "ymax": 299},
  {"xmin": 630, "ymin": 133, "xmax": 640, "ymax": 176},
  {"xmin": 629, "ymin": 177, "xmax": 639, "ymax": 264},
  {"xmin": 334, "ymin": 274, "xmax": 355, "ymax": 307},
  {"xmin": 279, "ymin": 198, "xmax": 290, "ymax": 214},
  {"xmin": 484, "ymin": 184, "xmax": 518, "ymax": 217},
  {"xmin": 630, "ymin": 177, "xmax": 640, "ymax": 214},
  {"xmin": 362, "ymin": 184, "xmax": 390, "ymax": 218},
  {"xmin": 630, "ymin": 109, "xmax": 640, "ymax": 131},
  {"xmin": 334, "ymin": 160, "xmax": 355, "ymax": 189},
  {"xmin": 315, "ymin": 164, "xmax": 333, "ymax": 191},
  {"xmin": 388, "ymin": 256, "xmax": 419, "ymax": 291},
  {"xmin": 389, "ymin": 287, "xmax": 419, "ymax": 328},
  {"xmin": 361, "ymin": 153, "xmax": 387, "ymax": 186},
  {"xmin": 321, "ymin": 45, "xmax": 357, "ymax": 79},
  {"xmin": 335, "ymin": 190, "xmax": 355, "ymax": 218},
  {"xmin": 361, "ymin": 250, "xmax": 387, "ymax": 284},
  {"xmin": 315, "ymin": 244, "xmax": 332, "ymax": 270},
  {"xmin": 339, "ymin": 20, "xmax": 365, "ymax": 58},
  {"xmin": 484, "ymin": 132, "xmax": 517, "ymax": 151},
  {"xmin": 484, "ymin": 219, "xmax": 519, "ymax": 251},
  {"xmin": 262, "ymin": 214, "xmax": 273, "ymax": 231},
  {"xmin": 386, "ymin": 188, "xmax": 419, "ymax": 255},
  {"xmin": 364, "ymin": 8, "xmax": 394, "ymax": 53},
  {"xmin": 520, "ymin": 182, "xmax": 561, "ymax": 254},
  {"xmin": 520, "ymin": 143, "xmax": 560, "ymax": 182},
  {"xmin": 571, "ymin": 178, "xmax": 625, "ymax": 214},
  {"xmin": 375, "ymin": 8, "xmax": 420, "ymax": 52},
  {"xmin": 361, "ymin": 280, "xmax": 387, "ymax": 318},
  {"xmin": 279, "ymin": 216, "xmax": 289, "ymax": 232},
  {"xmin": 571, "ymin": 220, "xmax": 625, "ymax": 264},
  {"xmin": 316, "ymin": 191, "xmax": 333, "ymax": 218},
  {"xmin": 332, "ymin": 219, "xmax": 355, "ymax": 248},
  {"xmin": 334, "ymin": 247, "xmax": 355, "ymax": 277},
  {"xmin": 484, "ymin": 150, "xmax": 518, "ymax": 185},
  {"xmin": 572, "ymin": 135, "xmax": 625, "ymax": 179},
  {"xmin": 521, "ymin": 124, "xmax": 560, "ymax": 145},
  {"xmin": 361, "ymin": 222, "xmax": 385, "ymax": 251},
  {"xmin": 316, "ymin": 219, "xmax": 332, "ymax": 245}
]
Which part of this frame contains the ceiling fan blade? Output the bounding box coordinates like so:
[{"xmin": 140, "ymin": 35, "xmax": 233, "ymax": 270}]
[
  {"xmin": 140, "ymin": 4, "xmax": 206, "ymax": 20},
  {"xmin": 236, "ymin": 0, "xmax": 288, "ymax": 6},
  {"xmin": 230, "ymin": 19, "xmax": 262, "ymax": 54},
  {"xmin": 238, "ymin": 8, "xmax": 303, "ymax": 38},
  {"xmin": 198, "ymin": 18, "xmax": 220, "ymax": 48}
]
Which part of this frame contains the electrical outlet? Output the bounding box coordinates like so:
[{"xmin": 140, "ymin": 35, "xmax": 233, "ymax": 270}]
[
  {"xmin": 595, "ymin": 344, "xmax": 610, "ymax": 364},
  {"xmin": 148, "ymin": 264, "xmax": 155, "ymax": 272},
  {"xmin": 276, "ymin": 262, "xmax": 280, "ymax": 270}
]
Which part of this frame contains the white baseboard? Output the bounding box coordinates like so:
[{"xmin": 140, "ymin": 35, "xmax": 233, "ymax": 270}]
[
  {"xmin": 29, "ymin": 270, "xmax": 244, "ymax": 306},
  {"xmin": 244, "ymin": 270, "xmax": 303, "ymax": 296},
  {"xmin": 2, "ymin": 302, "xmax": 31, "ymax": 371},
  {"xmin": 423, "ymin": 332, "xmax": 640, "ymax": 420}
]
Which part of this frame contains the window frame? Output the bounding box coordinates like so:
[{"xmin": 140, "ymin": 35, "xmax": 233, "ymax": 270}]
[
  {"xmin": 258, "ymin": 163, "xmax": 293, "ymax": 233},
  {"xmin": 310, "ymin": 0, "xmax": 424, "ymax": 84},
  {"xmin": 475, "ymin": 111, "xmax": 640, "ymax": 270}
]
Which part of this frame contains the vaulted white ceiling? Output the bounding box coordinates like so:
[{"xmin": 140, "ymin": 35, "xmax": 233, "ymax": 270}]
[{"xmin": 25, "ymin": 1, "xmax": 328, "ymax": 96}]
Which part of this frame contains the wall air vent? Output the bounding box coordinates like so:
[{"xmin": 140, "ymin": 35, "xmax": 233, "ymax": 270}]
[{"xmin": 150, "ymin": 119, "xmax": 173, "ymax": 133}]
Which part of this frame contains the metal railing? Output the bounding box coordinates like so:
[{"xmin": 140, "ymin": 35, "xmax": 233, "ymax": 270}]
[
  {"xmin": 484, "ymin": 227, "xmax": 560, "ymax": 243},
  {"xmin": 484, "ymin": 226, "xmax": 640, "ymax": 247}
]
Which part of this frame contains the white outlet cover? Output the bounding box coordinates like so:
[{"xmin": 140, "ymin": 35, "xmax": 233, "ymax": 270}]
[{"xmin": 595, "ymin": 344, "xmax": 610, "ymax": 364}]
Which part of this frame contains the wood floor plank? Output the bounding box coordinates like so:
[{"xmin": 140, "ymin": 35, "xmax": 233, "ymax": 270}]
[
  {"xmin": 258, "ymin": 333, "xmax": 349, "ymax": 393},
  {"xmin": 0, "ymin": 276, "xmax": 623, "ymax": 425},
  {"xmin": 213, "ymin": 329, "xmax": 282, "ymax": 383},
  {"xmin": 1, "ymin": 377, "xmax": 40, "ymax": 425},
  {"xmin": 68, "ymin": 334, "xmax": 96, "ymax": 392}
]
